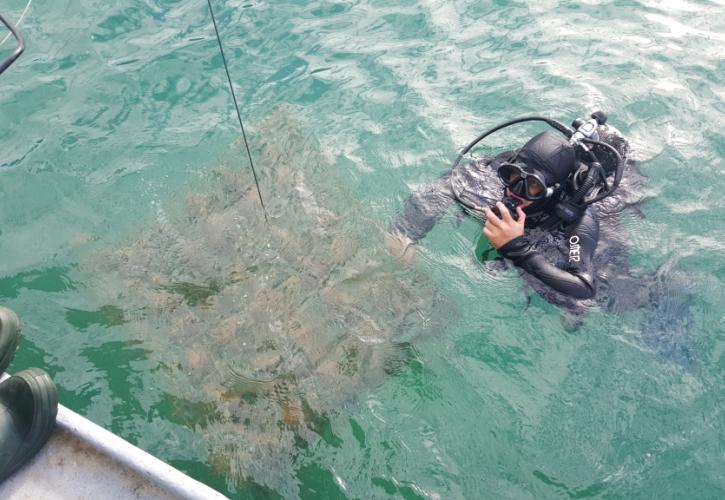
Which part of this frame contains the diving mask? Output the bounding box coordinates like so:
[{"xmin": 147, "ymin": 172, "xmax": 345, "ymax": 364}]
[{"xmin": 496, "ymin": 163, "xmax": 551, "ymax": 200}]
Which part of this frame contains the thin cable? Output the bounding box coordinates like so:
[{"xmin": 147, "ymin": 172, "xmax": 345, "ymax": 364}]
[
  {"xmin": 0, "ymin": 0, "xmax": 32, "ymax": 47},
  {"xmin": 207, "ymin": 0, "xmax": 268, "ymax": 223}
]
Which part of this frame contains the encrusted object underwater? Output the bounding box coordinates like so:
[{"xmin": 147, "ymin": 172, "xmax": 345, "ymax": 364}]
[{"xmin": 85, "ymin": 107, "xmax": 451, "ymax": 494}]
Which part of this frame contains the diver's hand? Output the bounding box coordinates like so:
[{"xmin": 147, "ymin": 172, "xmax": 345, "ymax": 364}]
[
  {"xmin": 483, "ymin": 202, "xmax": 526, "ymax": 249},
  {"xmin": 384, "ymin": 231, "xmax": 416, "ymax": 265}
]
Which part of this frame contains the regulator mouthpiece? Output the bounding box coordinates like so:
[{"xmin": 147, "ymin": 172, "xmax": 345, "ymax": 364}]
[{"xmin": 491, "ymin": 196, "xmax": 521, "ymax": 221}]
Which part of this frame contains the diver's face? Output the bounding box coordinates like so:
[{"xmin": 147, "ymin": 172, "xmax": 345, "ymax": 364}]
[
  {"xmin": 498, "ymin": 163, "xmax": 547, "ymax": 206},
  {"xmin": 505, "ymin": 188, "xmax": 535, "ymax": 208}
]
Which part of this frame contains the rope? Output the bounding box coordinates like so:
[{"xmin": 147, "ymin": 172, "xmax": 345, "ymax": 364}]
[{"xmin": 207, "ymin": 0, "xmax": 268, "ymax": 223}]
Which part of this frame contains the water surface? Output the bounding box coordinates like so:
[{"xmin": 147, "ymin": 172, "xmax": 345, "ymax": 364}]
[{"xmin": 1, "ymin": 0, "xmax": 724, "ymax": 498}]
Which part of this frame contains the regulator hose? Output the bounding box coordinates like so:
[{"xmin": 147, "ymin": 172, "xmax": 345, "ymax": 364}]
[
  {"xmin": 451, "ymin": 116, "xmax": 573, "ymax": 171},
  {"xmin": 578, "ymin": 138, "xmax": 624, "ymax": 203},
  {"xmin": 572, "ymin": 164, "xmax": 599, "ymax": 203}
]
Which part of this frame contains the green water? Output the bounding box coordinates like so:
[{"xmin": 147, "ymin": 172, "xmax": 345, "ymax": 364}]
[{"xmin": 2, "ymin": 0, "xmax": 725, "ymax": 498}]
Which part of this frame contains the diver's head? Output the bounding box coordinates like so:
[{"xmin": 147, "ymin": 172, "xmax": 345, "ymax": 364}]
[{"xmin": 497, "ymin": 131, "xmax": 576, "ymax": 214}]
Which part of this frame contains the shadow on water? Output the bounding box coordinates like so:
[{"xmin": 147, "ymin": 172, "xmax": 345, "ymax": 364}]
[
  {"xmin": 599, "ymin": 236, "xmax": 697, "ymax": 370},
  {"xmin": 532, "ymin": 469, "xmax": 607, "ymax": 499},
  {"xmin": 80, "ymin": 340, "xmax": 152, "ymax": 439},
  {"xmin": 160, "ymin": 280, "xmax": 225, "ymax": 308},
  {"xmin": 0, "ymin": 266, "xmax": 78, "ymax": 299},
  {"xmin": 64, "ymin": 305, "xmax": 128, "ymax": 331},
  {"xmin": 640, "ymin": 259, "xmax": 697, "ymax": 369}
]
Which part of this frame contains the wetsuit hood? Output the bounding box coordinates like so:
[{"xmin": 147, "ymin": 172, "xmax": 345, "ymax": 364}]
[
  {"xmin": 513, "ymin": 131, "xmax": 576, "ymax": 187},
  {"xmin": 507, "ymin": 131, "xmax": 576, "ymax": 217}
]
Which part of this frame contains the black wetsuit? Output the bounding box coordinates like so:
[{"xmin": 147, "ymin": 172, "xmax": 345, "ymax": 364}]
[{"xmin": 391, "ymin": 125, "xmax": 629, "ymax": 309}]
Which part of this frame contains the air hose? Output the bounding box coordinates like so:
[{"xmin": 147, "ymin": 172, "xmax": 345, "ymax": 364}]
[{"xmin": 451, "ymin": 116, "xmax": 573, "ymax": 171}]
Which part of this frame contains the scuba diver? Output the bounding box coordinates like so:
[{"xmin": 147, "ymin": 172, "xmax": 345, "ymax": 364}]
[
  {"xmin": 385, "ymin": 111, "xmax": 696, "ymax": 368},
  {"xmin": 387, "ymin": 111, "xmax": 630, "ymax": 311},
  {"xmin": 388, "ymin": 109, "xmax": 696, "ymax": 367},
  {"xmin": 0, "ymin": 14, "xmax": 58, "ymax": 483}
]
